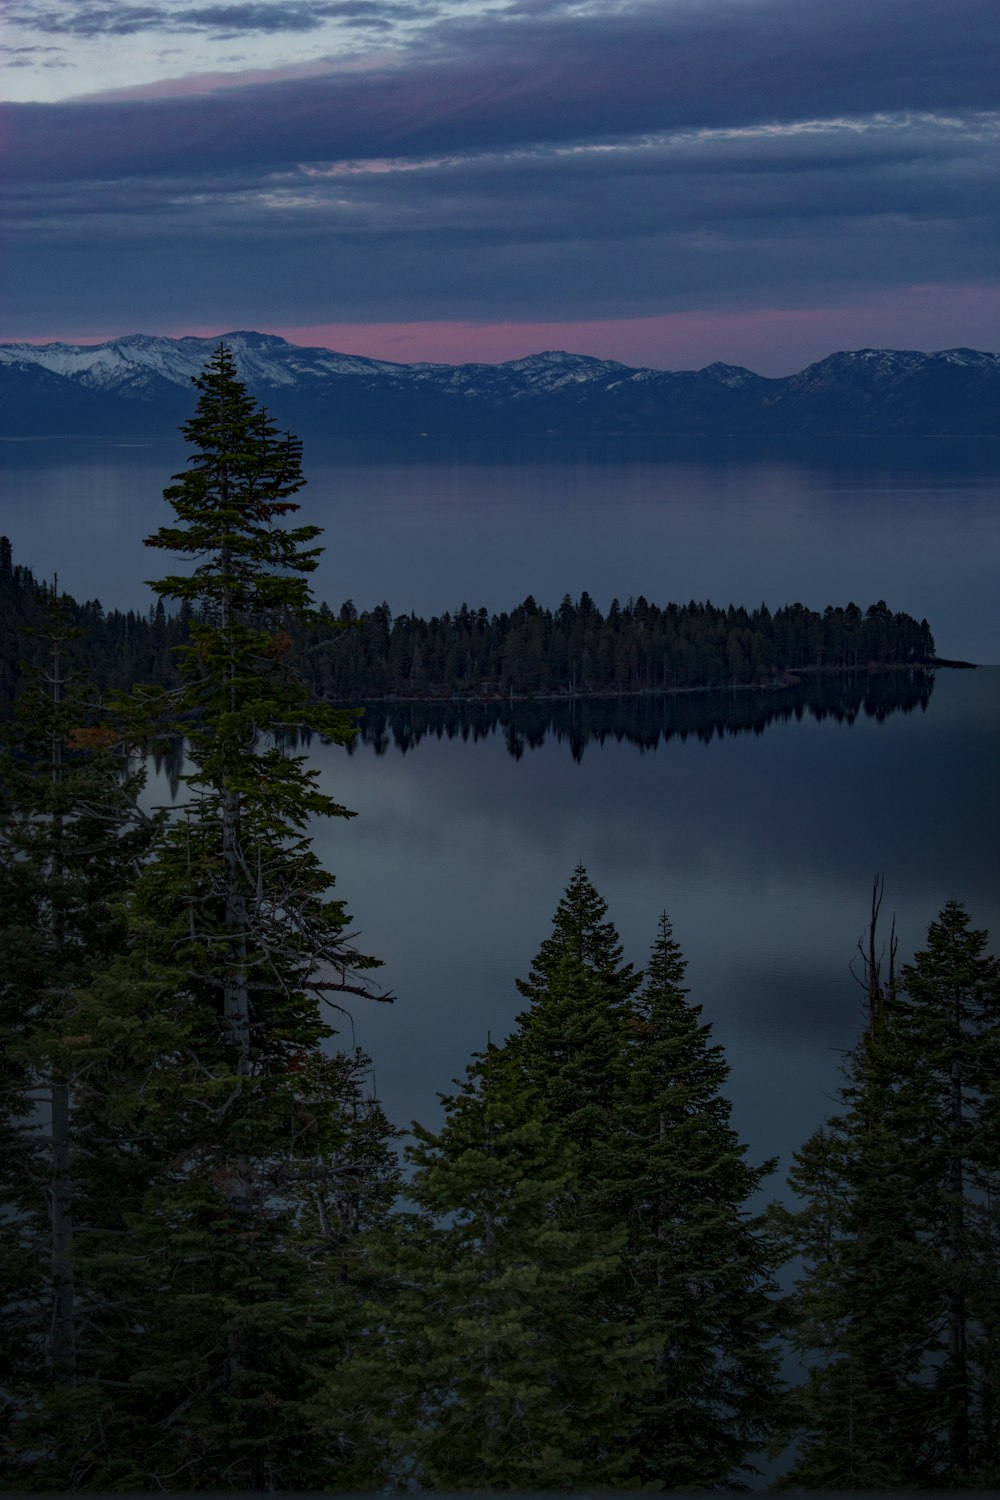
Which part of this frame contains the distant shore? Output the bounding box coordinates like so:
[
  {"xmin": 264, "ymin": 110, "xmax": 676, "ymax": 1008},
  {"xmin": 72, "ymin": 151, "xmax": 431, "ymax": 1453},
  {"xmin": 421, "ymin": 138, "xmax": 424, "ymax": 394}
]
[{"xmin": 328, "ymin": 659, "xmax": 963, "ymax": 708}]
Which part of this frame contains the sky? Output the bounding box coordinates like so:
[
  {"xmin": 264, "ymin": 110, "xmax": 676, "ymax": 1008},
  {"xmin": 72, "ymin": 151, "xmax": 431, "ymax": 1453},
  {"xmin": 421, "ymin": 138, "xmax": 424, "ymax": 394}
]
[{"xmin": 1, "ymin": 0, "xmax": 998, "ymax": 373}]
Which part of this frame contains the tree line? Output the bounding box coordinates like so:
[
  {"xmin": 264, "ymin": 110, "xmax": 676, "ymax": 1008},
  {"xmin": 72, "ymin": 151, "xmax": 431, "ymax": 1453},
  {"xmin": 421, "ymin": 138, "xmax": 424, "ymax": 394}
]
[
  {"xmin": 1, "ymin": 543, "xmax": 936, "ymax": 718},
  {"xmin": 1, "ymin": 350, "xmax": 997, "ymax": 1490},
  {"xmin": 0, "ymin": 538, "xmax": 187, "ymax": 721},
  {"xmin": 299, "ymin": 592, "xmax": 936, "ymax": 701}
]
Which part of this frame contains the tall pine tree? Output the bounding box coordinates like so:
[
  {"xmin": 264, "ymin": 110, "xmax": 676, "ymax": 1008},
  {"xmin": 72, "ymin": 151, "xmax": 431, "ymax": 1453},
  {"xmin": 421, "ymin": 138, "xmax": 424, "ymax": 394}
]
[
  {"xmin": 508, "ymin": 862, "xmax": 641, "ymax": 1197},
  {"xmin": 611, "ymin": 914, "xmax": 785, "ymax": 1486},
  {"xmin": 0, "ymin": 605, "xmax": 158, "ymax": 1483},
  {"xmin": 892, "ymin": 900, "xmax": 1000, "ymax": 1483},
  {"xmin": 502, "ymin": 867, "xmax": 785, "ymax": 1484},
  {"xmin": 331, "ymin": 1044, "xmax": 645, "ymax": 1489},
  {"xmin": 12, "ymin": 346, "xmax": 397, "ymax": 1490},
  {"xmin": 782, "ymin": 894, "xmax": 1000, "ymax": 1487}
]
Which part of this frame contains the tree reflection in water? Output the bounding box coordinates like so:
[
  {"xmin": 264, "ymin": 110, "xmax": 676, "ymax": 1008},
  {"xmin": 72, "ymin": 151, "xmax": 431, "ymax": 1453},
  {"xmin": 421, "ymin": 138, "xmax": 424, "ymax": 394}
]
[{"xmin": 350, "ymin": 670, "xmax": 936, "ymax": 761}]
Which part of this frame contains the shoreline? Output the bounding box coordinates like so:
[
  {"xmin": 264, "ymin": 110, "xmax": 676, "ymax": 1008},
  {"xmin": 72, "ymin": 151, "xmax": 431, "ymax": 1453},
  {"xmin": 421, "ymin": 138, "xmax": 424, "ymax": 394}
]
[{"xmin": 327, "ymin": 659, "xmax": 964, "ymax": 709}]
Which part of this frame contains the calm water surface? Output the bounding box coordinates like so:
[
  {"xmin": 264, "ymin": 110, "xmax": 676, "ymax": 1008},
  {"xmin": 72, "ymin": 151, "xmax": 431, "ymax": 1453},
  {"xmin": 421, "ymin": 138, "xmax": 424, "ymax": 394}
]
[
  {"xmin": 304, "ymin": 666, "xmax": 1000, "ymax": 1176},
  {"xmin": 4, "ymin": 435, "xmax": 999, "ymax": 1175},
  {"xmin": 3, "ymin": 434, "xmax": 1000, "ymax": 660}
]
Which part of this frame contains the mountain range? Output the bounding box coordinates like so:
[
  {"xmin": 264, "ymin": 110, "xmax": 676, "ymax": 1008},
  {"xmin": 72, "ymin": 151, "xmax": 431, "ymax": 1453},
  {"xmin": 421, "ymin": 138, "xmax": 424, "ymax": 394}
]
[{"xmin": 1, "ymin": 331, "xmax": 998, "ymax": 438}]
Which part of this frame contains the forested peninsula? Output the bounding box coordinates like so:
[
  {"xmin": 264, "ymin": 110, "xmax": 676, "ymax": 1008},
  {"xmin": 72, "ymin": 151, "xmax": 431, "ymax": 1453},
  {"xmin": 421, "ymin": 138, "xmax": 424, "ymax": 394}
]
[
  {"xmin": 1, "ymin": 532, "xmax": 937, "ymax": 718},
  {"xmin": 3, "ymin": 353, "xmax": 998, "ymax": 1492}
]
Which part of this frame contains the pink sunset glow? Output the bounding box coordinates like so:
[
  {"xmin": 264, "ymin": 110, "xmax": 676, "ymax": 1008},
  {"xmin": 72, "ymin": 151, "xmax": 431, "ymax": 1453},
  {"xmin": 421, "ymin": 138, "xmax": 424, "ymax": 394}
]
[
  {"xmin": 10, "ymin": 285, "xmax": 998, "ymax": 374},
  {"xmin": 265, "ymin": 287, "xmax": 1000, "ymax": 374}
]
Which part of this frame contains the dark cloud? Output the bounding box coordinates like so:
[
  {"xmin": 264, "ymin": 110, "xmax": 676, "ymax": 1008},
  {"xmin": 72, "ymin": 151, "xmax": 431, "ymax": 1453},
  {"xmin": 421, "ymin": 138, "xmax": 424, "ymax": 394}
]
[
  {"xmin": 4, "ymin": 114, "xmax": 996, "ymax": 329},
  {"xmin": 1, "ymin": 0, "xmax": 996, "ymax": 338},
  {"xmin": 7, "ymin": 0, "xmax": 418, "ymax": 40},
  {"xmin": 3, "ymin": 0, "xmax": 998, "ymax": 182},
  {"xmin": 11, "ymin": 115, "xmax": 995, "ymax": 233},
  {"xmin": 1, "ymin": 54, "xmax": 70, "ymax": 69}
]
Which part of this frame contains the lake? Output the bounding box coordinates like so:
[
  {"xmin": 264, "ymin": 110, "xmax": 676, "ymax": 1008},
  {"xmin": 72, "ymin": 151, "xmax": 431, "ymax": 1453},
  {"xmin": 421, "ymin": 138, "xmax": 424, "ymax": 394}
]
[
  {"xmin": 3, "ymin": 434, "xmax": 999, "ymax": 1179},
  {"xmin": 310, "ymin": 666, "xmax": 1000, "ymax": 1176},
  {"xmin": 3, "ymin": 433, "xmax": 1000, "ymax": 660}
]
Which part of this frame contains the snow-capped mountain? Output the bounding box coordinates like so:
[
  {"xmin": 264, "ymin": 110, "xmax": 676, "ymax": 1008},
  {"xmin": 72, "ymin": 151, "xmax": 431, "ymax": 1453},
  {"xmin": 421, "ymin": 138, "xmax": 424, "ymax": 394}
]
[
  {"xmin": 0, "ymin": 330, "xmax": 400, "ymax": 393},
  {"xmin": 1, "ymin": 332, "xmax": 997, "ymax": 437}
]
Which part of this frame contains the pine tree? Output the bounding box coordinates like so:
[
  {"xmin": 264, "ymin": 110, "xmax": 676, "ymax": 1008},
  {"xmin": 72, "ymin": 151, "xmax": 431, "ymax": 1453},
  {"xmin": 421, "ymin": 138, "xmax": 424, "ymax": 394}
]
[
  {"xmin": 13, "ymin": 346, "xmax": 396, "ymax": 1489},
  {"xmin": 779, "ymin": 884, "xmax": 939, "ymax": 1486},
  {"xmin": 503, "ymin": 868, "xmax": 785, "ymax": 1484},
  {"xmin": 781, "ymin": 894, "xmax": 1000, "ymax": 1487},
  {"xmin": 611, "ymin": 914, "xmax": 785, "ymax": 1486},
  {"xmin": 509, "ymin": 862, "xmax": 641, "ymax": 1185},
  {"xmin": 781, "ymin": 1115, "xmax": 940, "ymax": 1485},
  {"xmin": 57, "ymin": 1021, "xmax": 400, "ymax": 1490},
  {"xmin": 334, "ymin": 1045, "xmax": 645, "ymax": 1489},
  {"xmin": 0, "ymin": 606, "xmax": 157, "ymax": 1482},
  {"xmin": 142, "ymin": 342, "xmax": 383, "ymax": 1035},
  {"xmin": 892, "ymin": 900, "xmax": 1000, "ymax": 1483}
]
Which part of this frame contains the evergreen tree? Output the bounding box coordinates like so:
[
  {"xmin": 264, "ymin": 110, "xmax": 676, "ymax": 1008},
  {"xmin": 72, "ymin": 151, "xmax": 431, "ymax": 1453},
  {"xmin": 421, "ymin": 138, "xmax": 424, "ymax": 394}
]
[
  {"xmin": 55, "ymin": 1022, "xmax": 399, "ymax": 1490},
  {"xmin": 781, "ymin": 894, "xmax": 1000, "ymax": 1487},
  {"xmin": 510, "ymin": 863, "xmax": 641, "ymax": 1188},
  {"xmin": 503, "ymin": 868, "xmax": 785, "ymax": 1485},
  {"xmin": 892, "ymin": 900, "xmax": 1000, "ymax": 1483},
  {"xmin": 0, "ymin": 607, "xmax": 157, "ymax": 1481},
  {"xmin": 611, "ymin": 914, "xmax": 785, "ymax": 1486},
  {"xmin": 334, "ymin": 1045, "xmax": 645, "ymax": 1489},
  {"xmin": 778, "ymin": 885, "xmax": 941, "ymax": 1486},
  {"xmin": 8, "ymin": 346, "xmax": 396, "ymax": 1489}
]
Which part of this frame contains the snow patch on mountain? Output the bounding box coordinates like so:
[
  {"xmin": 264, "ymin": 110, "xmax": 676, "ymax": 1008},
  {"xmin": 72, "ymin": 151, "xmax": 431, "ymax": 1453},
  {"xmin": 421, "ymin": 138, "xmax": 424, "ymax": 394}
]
[
  {"xmin": 0, "ymin": 331, "xmax": 405, "ymax": 397},
  {"xmin": 698, "ymin": 362, "xmax": 768, "ymax": 388},
  {"xmin": 500, "ymin": 351, "xmax": 631, "ymax": 392},
  {"xmin": 799, "ymin": 348, "xmax": 1000, "ymax": 381}
]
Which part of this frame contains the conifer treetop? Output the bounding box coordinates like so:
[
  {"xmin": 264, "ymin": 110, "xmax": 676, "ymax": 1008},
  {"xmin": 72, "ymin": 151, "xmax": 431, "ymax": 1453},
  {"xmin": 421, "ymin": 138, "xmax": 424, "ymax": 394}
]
[
  {"xmin": 516, "ymin": 862, "xmax": 641, "ymax": 1011},
  {"xmin": 641, "ymin": 911, "xmax": 688, "ymax": 997},
  {"xmin": 899, "ymin": 898, "xmax": 997, "ymax": 1002},
  {"xmin": 144, "ymin": 344, "xmax": 323, "ymax": 617}
]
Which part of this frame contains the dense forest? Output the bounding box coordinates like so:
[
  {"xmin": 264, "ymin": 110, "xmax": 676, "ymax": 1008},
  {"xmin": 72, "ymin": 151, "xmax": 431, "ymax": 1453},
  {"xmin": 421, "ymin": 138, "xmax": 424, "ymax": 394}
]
[
  {"xmin": 300, "ymin": 592, "xmax": 936, "ymax": 700},
  {"xmin": 0, "ymin": 539, "xmax": 189, "ymax": 720},
  {"xmin": 2, "ymin": 354, "xmax": 998, "ymax": 1491},
  {"xmin": 1, "ymin": 532, "xmax": 936, "ymax": 719}
]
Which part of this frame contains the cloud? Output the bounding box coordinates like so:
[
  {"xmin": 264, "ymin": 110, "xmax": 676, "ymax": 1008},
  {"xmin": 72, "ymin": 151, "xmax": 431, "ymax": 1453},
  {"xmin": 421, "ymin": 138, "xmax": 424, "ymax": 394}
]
[
  {"xmin": 5, "ymin": 112, "xmax": 996, "ymax": 334},
  {"xmin": 3, "ymin": 0, "xmax": 998, "ymax": 181},
  {"xmin": 1, "ymin": 0, "xmax": 997, "ymax": 352},
  {"xmin": 7, "ymin": 0, "xmax": 420, "ymax": 39},
  {"xmin": 8, "ymin": 112, "xmax": 996, "ymax": 244}
]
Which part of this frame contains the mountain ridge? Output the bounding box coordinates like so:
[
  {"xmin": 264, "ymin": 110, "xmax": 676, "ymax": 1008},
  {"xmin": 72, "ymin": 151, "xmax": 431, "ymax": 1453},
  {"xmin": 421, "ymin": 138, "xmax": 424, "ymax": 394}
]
[{"xmin": 1, "ymin": 331, "xmax": 998, "ymax": 437}]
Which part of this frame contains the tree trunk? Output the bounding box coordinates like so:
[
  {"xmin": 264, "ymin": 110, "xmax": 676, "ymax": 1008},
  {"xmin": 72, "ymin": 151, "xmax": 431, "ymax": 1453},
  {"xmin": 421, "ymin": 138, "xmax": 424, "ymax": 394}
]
[
  {"xmin": 219, "ymin": 547, "xmax": 252, "ymax": 1079},
  {"xmin": 948, "ymin": 1038, "xmax": 969, "ymax": 1476},
  {"xmin": 48, "ymin": 628, "xmax": 76, "ymax": 1379},
  {"xmin": 219, "ymin": 545, "xmax": 253, "ymax": 1403},
  {"xmin": 221, "ymin": 785, "xmax": 251, "ymax": 1078},
  {"xmin": 50, "ymin": 1074, "xmax": 77, "ymax": 1378}
]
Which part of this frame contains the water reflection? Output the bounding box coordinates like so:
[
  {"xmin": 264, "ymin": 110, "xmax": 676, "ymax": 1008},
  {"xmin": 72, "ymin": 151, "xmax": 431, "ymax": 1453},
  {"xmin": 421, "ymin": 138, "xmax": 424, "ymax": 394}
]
[
  {"xmin": 139, "ymin": 668, "xmax": 1000, "ymax": 1214},
  {"xmin": 302, "ymin": 666, "xmax": 998, "ymax": 1171},
  {"xmin": 350, "ymin": 670, "xmax": 935, "ymax": 760}
]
